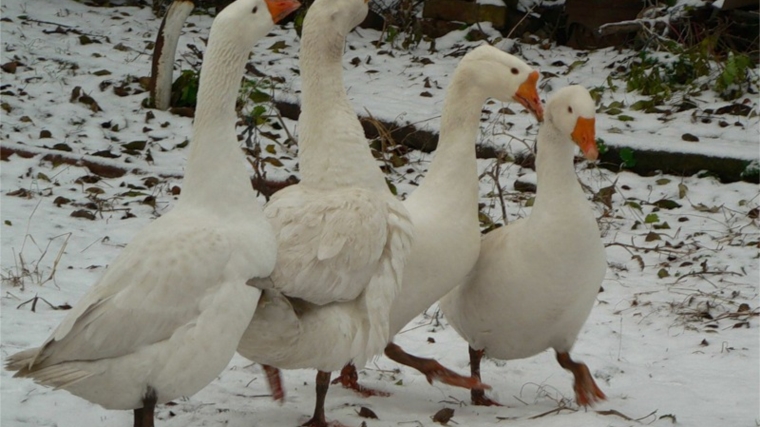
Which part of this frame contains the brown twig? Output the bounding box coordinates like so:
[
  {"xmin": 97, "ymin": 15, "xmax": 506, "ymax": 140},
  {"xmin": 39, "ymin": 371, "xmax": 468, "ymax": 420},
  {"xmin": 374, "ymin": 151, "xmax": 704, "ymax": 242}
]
[
  {"xmin": 527, "ymin": 405, "xmax": 576, "ymax": 419},
  {"xmin": 596, "ymin": 408, "xmax": 658, "ymax": 422},
  {"xmin": 505, "ymin": 3, "xmax": 538, "ymax": 40},
  {"xmin": 673, "ymin": 269, "xmax": 742, "ymax": 283},
  {"xmin": 605, "ymin": 241, "xmax": 692, "ymax": 255}
]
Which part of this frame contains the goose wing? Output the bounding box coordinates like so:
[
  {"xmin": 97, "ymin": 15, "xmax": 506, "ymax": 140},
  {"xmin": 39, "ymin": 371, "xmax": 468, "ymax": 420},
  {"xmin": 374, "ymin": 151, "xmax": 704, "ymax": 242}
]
[
  {"xmin": 12, "ymin": 215, "xmax": 268, "ymax": 371},
  {"xmin": 263, "ymin": 185, "xmax": 413, "ymax": 305}
]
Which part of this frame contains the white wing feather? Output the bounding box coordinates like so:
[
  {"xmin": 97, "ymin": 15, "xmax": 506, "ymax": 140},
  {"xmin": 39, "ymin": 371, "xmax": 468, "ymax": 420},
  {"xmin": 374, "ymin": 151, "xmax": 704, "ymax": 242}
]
[
  {"xmin": 265, "ymin": 185, "xmax": 406, "ymax": 305},
  {"xmin": 17, "ymin": 211, "xmax": 270, "ymax": 371}
]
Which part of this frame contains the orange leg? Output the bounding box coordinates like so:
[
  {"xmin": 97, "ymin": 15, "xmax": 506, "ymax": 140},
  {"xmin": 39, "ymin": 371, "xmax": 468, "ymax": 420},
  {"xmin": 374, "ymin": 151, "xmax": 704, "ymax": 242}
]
[
  {"xmin": 555, "ymin": 351, "xmax": 606, "ymax": 407},
  {"xmin": 261, "ymin": 364, "xmax": 285, "ymax": 403},
  {"xmin": 469, "ymin": 346, "xmax": 502, "ymax": 406},
  {"xmin": 330, "ymin": 363, "xmax": 390, "ymax": 397},
  {"xmin": 384, "ymin": 342, "xmax": 490, "ymax": 390}
]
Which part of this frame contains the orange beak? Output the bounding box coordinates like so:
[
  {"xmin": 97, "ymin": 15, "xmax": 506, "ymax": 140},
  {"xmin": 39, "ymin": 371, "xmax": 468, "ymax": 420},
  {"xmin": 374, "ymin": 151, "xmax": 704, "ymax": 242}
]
[
  {"xmin": 571, "ymin": 116, "xmax": 597, "ymax": 161},
  {"xmin": 264, "ymin": 0, "xmax": 301, "ymax": 24},
  {"xmin": 513, "ymin": 70, "xmax": 544, "ymax": 122}
]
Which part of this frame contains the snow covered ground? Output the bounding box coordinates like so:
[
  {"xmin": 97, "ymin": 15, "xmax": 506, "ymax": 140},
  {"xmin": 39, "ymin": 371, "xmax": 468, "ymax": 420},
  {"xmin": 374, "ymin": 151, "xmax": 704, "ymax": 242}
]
[{"xmin": 1, "ymin": 0, "xmax": 758, "ymax": 426}]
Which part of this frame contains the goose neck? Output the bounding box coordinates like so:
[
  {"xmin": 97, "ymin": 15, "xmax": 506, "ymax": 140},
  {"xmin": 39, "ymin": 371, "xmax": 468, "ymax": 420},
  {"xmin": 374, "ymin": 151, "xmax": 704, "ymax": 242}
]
[
  {"xmin": 415, "ymin": 81, "xmax": 486, "ymax": 203},
  {"xmin": 180, "ymin": 35, "xmax": 253, "ymax": 206},
  {"xmin": 295, "ymin": 26, "xmax": 387, "ymax": 191},
  {"xmin": 299, "ymin": 29, "xmax": 347, "ymax": 106},
  {"xmin": 533, "ymin": 122, "xmax": 584, "ymax": 209}
]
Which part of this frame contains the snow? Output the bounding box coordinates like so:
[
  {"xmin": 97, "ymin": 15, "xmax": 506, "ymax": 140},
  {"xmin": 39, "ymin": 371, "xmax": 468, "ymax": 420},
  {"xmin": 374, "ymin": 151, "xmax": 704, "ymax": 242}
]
[{"xmin": 1, "ymin": 0, "xmax": 758, "ymax": 426}]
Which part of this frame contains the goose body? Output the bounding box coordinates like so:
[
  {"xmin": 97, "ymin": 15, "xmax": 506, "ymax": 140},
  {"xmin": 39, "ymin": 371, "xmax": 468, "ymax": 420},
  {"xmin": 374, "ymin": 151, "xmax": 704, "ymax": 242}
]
[
  {"xmin": 331, "ymin": 46, "xmax": 543, "ymax": 393},
  {"xmin": 440, "ymin": 85, "xmax": 607, "ymax": 406},
  {"xmin": 389, "ymin": 46, "xmax": 543, "ymax": 335},
  {"xmin": 4, "ymin": 0, "xmax": 299, "ymax": 424},
  {"xmin": 236, "ymin": 0, "xmax": 413, "ymax": 423}
]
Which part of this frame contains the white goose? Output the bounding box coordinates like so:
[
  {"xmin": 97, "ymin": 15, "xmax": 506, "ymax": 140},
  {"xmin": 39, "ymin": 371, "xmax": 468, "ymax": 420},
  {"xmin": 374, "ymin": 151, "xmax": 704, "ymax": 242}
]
[
  {"xmin": 235, "ymin": 0, "xmax": 414, "ymax": 425},
  {"xmin": 331, "ymin": 45, "xmax": 545, "ymax": 394},
  {"xmin": 439, "ymin": 85, "xmax": 607, "ymax": 407},
  {"xmin": 4, "ymin": 1, "xmax": 300, "ymax": 426}
]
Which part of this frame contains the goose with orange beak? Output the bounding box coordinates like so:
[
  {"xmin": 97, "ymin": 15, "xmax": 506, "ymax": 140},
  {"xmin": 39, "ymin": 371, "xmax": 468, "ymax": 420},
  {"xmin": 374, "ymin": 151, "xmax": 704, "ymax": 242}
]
[
  {"xmin": 328, "ymin": 45, "xmax": 546, "ymax": 400},
  {"xmin": 514, "ymin": 70, "xmax": 544, "ymax": 122},
  {"xmin": 4, "ymin": 1, "xmax": 300, "ymax": 426},
  {"xmin": 440, "ymin": 85, "xmax": 608, "ymax": 408}
]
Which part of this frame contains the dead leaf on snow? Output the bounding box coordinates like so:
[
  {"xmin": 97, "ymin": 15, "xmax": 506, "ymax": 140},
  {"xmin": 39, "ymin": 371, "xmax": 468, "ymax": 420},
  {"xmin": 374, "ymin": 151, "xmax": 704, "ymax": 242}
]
[
  {"xmin": 1, "ymin": 61, "xmax": 17, "ymax": 73},
  {"xmin": 71, "ymin": 210, "xmax": 96, "ymax": 220},
  {"xmin": 356, "ymin": 407, "xmax": 378, "ymax": 419},
  {"xmin": 432, "ymin": 408, "xmax": 454, "ymax": 425}
]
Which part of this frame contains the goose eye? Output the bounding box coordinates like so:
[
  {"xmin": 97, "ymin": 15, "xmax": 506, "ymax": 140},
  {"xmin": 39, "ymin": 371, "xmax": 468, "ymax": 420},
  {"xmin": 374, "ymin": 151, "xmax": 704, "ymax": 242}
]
[
  {"xmin": 568, "ymin": 106, "xmax": 573, "ymax": 114},
  {"xmin": 510, "ymin": 67, "xmax": 519, "ymax": 75},
  {"xmin": 252, "ymin": 5, "xmax": 258, "ymax": 13}
]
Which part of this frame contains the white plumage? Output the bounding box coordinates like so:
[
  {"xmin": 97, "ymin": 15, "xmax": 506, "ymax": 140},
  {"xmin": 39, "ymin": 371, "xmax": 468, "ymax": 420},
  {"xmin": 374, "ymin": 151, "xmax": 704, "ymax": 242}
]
[
  {"xmin": 440, "ymin": 85, "xmax": 607, "ymax": 407},
  {"xmin": 329, "ymin": 46, "xmax": 544, "ymax": 392},
  {"xmin": 389, "ymin": 45, "xmax": 544, "ymax": 337},
  {"xmin": 4, "ymin": 0, "xmax": 300, "ymax": 424},
  {"xmin": 235, "ymin": 0, "xmax": 413, "ymax": 403}
]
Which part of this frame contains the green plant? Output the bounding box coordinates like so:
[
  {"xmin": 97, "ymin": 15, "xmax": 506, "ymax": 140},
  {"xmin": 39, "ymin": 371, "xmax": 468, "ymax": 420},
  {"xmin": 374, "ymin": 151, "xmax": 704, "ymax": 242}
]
[
  {"xmin": 374, "ymin": 0, "xmax": 426, "ymax": 51},
  {"xmin": 596, "ymin": 138, "xmax": 608, "ymax": 156},
  {"xmin": 170, "ymin": 69, "xmax": 200, "ymax": 108},
  {"xmin": 619, "ymin": 35, "xmax": 758, "ymax": 109},
  {"xmin": 715, "ymin": 52, "xmax": 753, "ymax": 100},
  {"xmin": 620, "ymin": 147, "xmax": 637, "ymax": 168}
]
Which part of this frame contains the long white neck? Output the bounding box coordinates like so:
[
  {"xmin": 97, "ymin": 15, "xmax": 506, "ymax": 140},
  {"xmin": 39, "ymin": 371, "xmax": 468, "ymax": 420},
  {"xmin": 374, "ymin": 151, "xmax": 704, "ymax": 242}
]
[
  {"xmin": 179, "ymin": 31, "xmax": 254, "ymax": 209},
  {"xmin": 410, "ymin": 75, "xmax": 484, "ymax": 210},
  {"xmin": 531, "ymin": 121, "xmax": 586, "ymax": 221},
  {"xmin": 296, "ymin": 20, "xmax": 387, "ymax": 191}
]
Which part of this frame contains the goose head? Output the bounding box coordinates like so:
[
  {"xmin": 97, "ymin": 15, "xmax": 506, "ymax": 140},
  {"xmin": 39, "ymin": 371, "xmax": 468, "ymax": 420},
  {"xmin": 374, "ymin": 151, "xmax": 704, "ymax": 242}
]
[
  {"xmin": 459, "ymin": 45, "xmax": 544, "ymax": 121},
  {"xmin": 545, "ymin": 85, "xmax": 598, "ymax": 161},
  {"xmin": 210, "ymin": 0, "xmax": 301, "ymax": 53},
  {"xmin": 305, "ymin": 0, "xmax": 369, "ymax": 36}
]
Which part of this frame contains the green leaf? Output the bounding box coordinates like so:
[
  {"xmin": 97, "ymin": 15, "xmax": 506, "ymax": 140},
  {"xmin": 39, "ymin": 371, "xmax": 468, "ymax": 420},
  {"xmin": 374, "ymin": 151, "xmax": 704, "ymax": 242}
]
[
  {"xmin": 119, "ymin": 191, "xmax": 148, "ymax": 197},
  {"xmin": 625, "ymin": 200, "xmax": 642, "ymax": 211},
  {"xmin": 645, "ymin": 213, "xmax": 659, "ymax": 223},
  {"xmin": 567, "ymin": 59, "xmax": 588, "ymax": 73},
  {"xmin": 248, "ymin": 90, "xmax": 270, "ymax": 104},
  {"xmin": 630, "ymin": 100, "xmax": 653, "ymax": 111},
  {"xmin": 251, "ymin": 105, "xmax": 267, "ymax": 118},
  {"xmin": 617, "ymin": 115, "xmax": 635, "ymax": 122},
  {"xmin": 620, "ymin": 147, "xmax": 637, "ymax": 168},
  {"xmin": 657, "ymin": 268, "xmax": 670, "ymax": 278},
  {"xmin": 4, "ymin": 220, "xmax": 12, "ymax": 226},
  {"xmin": 267, "ymin": 40, "xmax": 289, "ymax": 52},
  {"xmin": 605, "ymin": 108, "xmax": 623, "ymax": 116},
  {"xmin": 596, "ymin": 138, "xmax": 608, "ymax": 155},
  {"xmin": 653, "ymin": 199, "xmax": 681, "ymax": 210},
  {"xmin": 656, "ymin": 178, "xmax": 670, "ymax": 185},
  {"xmin": 607, "ymin": 101, "xmax": 625, "ymax": 109},
  {"xmin": 386, "ymin": 179, "xmax": 397, "ymax": 196},
  {"xmin": 653, "ymin": 221, "xmax": 671, "ymax": 230}
]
